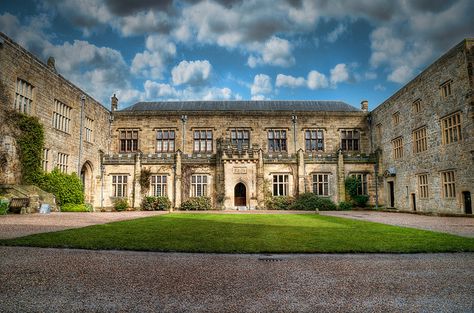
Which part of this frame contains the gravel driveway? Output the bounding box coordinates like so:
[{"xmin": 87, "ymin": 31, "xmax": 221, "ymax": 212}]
[
  {"xmin": 321, "ymin": 211, "xmax": 474, "ymax": 238},
  {"xmin": 0, "ymin": 211, "xmax": 167, "ymax": 239},
  {"xmin": 0, "ymin": 247, "xmax": 473, "ymax": 312}
]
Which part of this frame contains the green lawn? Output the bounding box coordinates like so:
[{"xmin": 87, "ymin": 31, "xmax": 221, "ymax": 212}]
[{"xmin": 2, "ymin": 213, "xmax": 474, "ymax": 253}]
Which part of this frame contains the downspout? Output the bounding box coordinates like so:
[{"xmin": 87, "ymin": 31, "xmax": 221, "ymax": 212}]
[
  {"xmin": 181, "ymin": 115, "xmax": 187, "ymax": 152},
  {"xmin": 77, "ymin": 95, "xmax": 85, "ymax": 174}
]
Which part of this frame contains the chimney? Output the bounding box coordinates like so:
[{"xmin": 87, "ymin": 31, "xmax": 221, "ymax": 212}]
[
  {"xmin": 47, "ymin": 57, "xmax": 57, "ymax": 73},
  {"xmin": 111, "ymin": 94, "xmax": 118, "ymax": 112},
  {"xmin": 361, "ymin": 100, "xmax": 368, "ymax": 112}
]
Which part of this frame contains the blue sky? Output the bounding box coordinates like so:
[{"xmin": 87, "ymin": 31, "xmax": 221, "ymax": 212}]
[{"xmin": 0, "ymin": 0, "xmax": 472, "ymax": 110}]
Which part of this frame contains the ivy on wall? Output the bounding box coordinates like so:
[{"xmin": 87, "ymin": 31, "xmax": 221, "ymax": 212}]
[{"xmin": 8, "ymin": 111, "xmax": 44, "ymax": 184}]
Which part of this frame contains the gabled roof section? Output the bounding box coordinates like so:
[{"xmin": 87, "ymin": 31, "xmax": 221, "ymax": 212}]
[{"xmin": 120, "ymin": 100, "xmax": 360, "ymax": 112}]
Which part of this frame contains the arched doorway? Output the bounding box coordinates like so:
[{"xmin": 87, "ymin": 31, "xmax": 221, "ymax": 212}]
[
  {"xmin": 80, "ymin": 161, "xmax": 94, "ymax": 204},
  {"xmin": 234, "ymin": 183, "xmax": 246, "ymax": 207}
]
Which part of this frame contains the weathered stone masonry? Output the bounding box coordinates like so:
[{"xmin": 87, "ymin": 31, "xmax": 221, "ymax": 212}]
[{"xmin": 1, "ymin": 31, "xmax": 472, "ymax": 214}]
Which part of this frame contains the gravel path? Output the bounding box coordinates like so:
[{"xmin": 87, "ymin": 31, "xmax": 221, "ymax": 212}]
[
  {"xmin": 0, "ymin": 247, "xmax": 473, "ymax": 312},
  {"xmin": 321, "ymin": 211, "xmax": 474, "ymax": 238},
  {"xmin": 0, "ymin": 211, "xmax": 167, "ymax": 239}
]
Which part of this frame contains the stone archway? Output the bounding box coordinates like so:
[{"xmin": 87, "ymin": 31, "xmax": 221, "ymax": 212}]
[
  {"xmin": 80, "ymin": 161, "xmax": 94, "ymax": 204},
  {"xmin": 234, "ymin": 182, "xmax": 247, "ymax": 207}
]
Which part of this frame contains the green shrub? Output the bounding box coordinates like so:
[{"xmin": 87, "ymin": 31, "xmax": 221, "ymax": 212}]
[
  {"xmin": 0, "ymin": 200, "xmax": 9, "ymax": 214},
  {"xmin": 114, "ymin": 198, "xmax": 128, "ymax": 211},
  {"xmin": 345, "ymin": 176, "xmax": 369, "ymax": 208},
  {"xmin": 61, "ymin": 203, "xmax": 92, "ymax": 212},
  {"xmin": 353, "ymin": 195, "xmax": 369, "ymax": 207},
  {"xmin": 39, "ymin": 169, "xmax": 84, "ymax": 205},
  {"xmin": 141, "ymin": 196, "xmax": 172, "ymax": 211},
  {"xmin": 288, "ymin": 192, "xmax": 336, "ymax": 211},
  {"xmin": 179, "ymin": 197, "xmax": 212, "ymax": 210},
  {"xmin": 265, "ymin": 196, "xmax": 295, "ymax": 210},
  {"xmin": 338, "ymin": 201, "xmax": 352, "ymax": 211}
]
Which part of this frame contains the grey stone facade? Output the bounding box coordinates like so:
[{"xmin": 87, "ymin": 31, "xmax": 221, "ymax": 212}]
[
  {"xmin": 0, "ymin": 31, "xmax": 472, "ymax": 214},
  {"xmin": 371, "ymin": 39, "xmax": 474, "ymax": 214}
]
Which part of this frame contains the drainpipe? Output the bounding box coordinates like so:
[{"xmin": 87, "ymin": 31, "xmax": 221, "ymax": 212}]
[
  {"xmin": 77, "ymin": 95, "xmax": 85, "ymax": 174},
  {"xmin": 291, "ymin": 112, "xmax": 297, "ymax": 154},
  {"xmin": 181, "ymin": 115, "xmax": 188, "ymax": 152}
]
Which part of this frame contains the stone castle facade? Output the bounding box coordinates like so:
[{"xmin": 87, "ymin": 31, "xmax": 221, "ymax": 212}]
[{"xmin": 0, "ymin": 32, "xmax": 472, "ymax": 214}]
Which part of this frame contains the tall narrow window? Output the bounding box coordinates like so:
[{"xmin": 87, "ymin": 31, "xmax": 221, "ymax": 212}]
[
  {"xmin": 156, "ymin": 130, "xmax": 175, "ymax": 152},
  {"xmin": 418, "ymin": 174, "xmax": 428, "ymax": 199},
  {"xmin": 413, "ymin": 127, "xmax": 427, "ymax": 153},
  {"xmin": 52, "ymin": 100, "xmax": 71, "ymax": 133},
  {"xmin": 440, "ymin": 80, "xmax": 452, "ymax": 98},
  {"xmin": 193, "ymin": 130, "xmax": 213, "ymax": 153},
  {"xmin": 305, "ymin": 129, "xmax": 324, "ymax": 152},
  {"xmin": 112, "ymin": 175, "xmax": 128, "ymax": 197},
  {"xmin": 272, "ymin": 174, "xmax": 289, "ymax": 196},
  {"xmin": 151, "ymin": 175, "xmax": 167, "ymax": 197},
  {"xmin": 392, "ymin": 137, "xmax": 403, "ymax": 159},
  {"xmin": 14, "ymin": 79, "xmax": 34, "ymax": 114},
  {"xmin": 191, "ymin": 174, "xmax": 208, "ymax": 197},
  {"xmin": 56, "ymin": 153, "xmax": 69, "ymax": 173},
  {"xmin": 350, "ymin": 173, "xmax": 368, "ymax": 195},
  {"xmin": 119, "ymin": 129, "xmax": 139, "ymax": 152},
  {"xmin": 85, "ymin": 117, "xmax": 93, "ymax": 143},
  {"xmin": 42, "ymin": 148, "xmax": 49, "ymax": 172},
  {"xmin": 441, "ymin": 171, "xmax": 455, "ymax": 198},
  {"xmin": 441, "ymin": 112, "xmax": 462, "ymax": 144},
  {"xmin": 340, "ymin": 129, "xmax": 360, "ymax": 151},
  {"xmin": 312, "ymin": 174, "xmax": 329, "ymax": 196},
  {"xmin": 392, "ymin": 111, "xmax": 400, "ymax": 126},
  {"xmin": 230, "ymin": 129, "xmax": 250, "ymax": 150},
  {"xmin": 268, "ymin": 129, "xmax": 287, "ymax": 152},
  {"xmin": 412, "ymin": 99, "xmax": 422, "ymax": 113}
]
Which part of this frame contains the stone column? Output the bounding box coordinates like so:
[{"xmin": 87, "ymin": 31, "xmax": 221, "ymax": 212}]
[
  {"xmin": 337, "ymin": 149, "xmax": 345, "ymax": 203},
  {"xmin": 297, "ymin": 148, "xmax": 305, "ymax": 195},
  {"xmin": 132, "ymin": 153, "xmax": 142, "ymax": 209},
  {"xmin": 174, "ymin": 150, "xmax": 182, "ymax": 209},
  {"xmin": 256, "ymin": 149, "xmax": 264, "ymax": 208}
]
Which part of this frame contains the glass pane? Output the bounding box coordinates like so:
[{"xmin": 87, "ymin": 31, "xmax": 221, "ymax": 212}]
[
  {"xmin": 268, "ymin": 131, "xmax": 273, "ymax": 139},
  {"xmin": 207, "ymin": 141, "xmax": 212, "ymax": 151},
  {"xmin": 203, "ymin": 176, "xmax": 207, "ymax": 183},
  {"xmin": 169, "ymin": 131, "xmax": 175, "ymax": 139},
  {"xmin": 207, "ymin": 130, "xmax": 212, "ymax": 139},
  {"xmin": 194, "ymin": 131, "xmax": 199, "ymax": 139},
  {"xmin": 157, "ymin": 141, "xmax": 162, "ymax": 151},
  {"xmin": 157, "ymin": 131, "xmax": 162, "ymax": 139},
  {"xmin": 163, "ymin": 131, "xmax": 168, "ymax": 139}
]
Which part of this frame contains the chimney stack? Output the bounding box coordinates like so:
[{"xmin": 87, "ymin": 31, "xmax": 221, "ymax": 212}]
[
  {"xmin": 47, "ymin": 57, "xmax": 57, "ymax": 73},
  {"xmin": 111, "ymin": 94, "xmax": 118, "ymax": 112},
  {"xmin": 361, "ymin": 100, "xmax": 368, "ymax": 112}
]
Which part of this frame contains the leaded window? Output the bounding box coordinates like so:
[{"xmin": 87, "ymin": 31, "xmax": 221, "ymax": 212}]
[
  {"xmin": 312, "ymin": 174, "xmax": 329, "ymax": 196},
  {"xmin": 14, "ymin": 79, "xmax": 34, "ymax": 114},
  {"xmin": 305, "ymin": 129, "xmax": 324, "ymax": 152},
  {"xmin": 119, "ymin": 129, "xmax": 138, "ymax": 152},
  {"xmin": 273, "ymin": 174, "xmax": 289, "ymax": 196},
  {"xmin": 191, "ymin": 174, "xmax": 208, "ymax": 197},
  {"xmin": 268, "ymin": 129, "xmax": 287, "ymax": 152},
  {"xmin": 156, "ymin": 130, "xmax": 175, "ymax": 152},
  {"xmin": 230, "ymin": 129, "xmax": 250, "ymax": 150},
  {"xmin": 341, "ymin": 129, "xmax": 360, "ymax": 151},
  {"xmin": 151, "ymin": 175, "xmax": 167, "ymax": 197},
  {"xmin": 193, "ymin": 130, "xmax": 213, "ymax": 153},
  {"xmin": 112, "ymin": 175, "xmax": 128, "ymax": 198}
]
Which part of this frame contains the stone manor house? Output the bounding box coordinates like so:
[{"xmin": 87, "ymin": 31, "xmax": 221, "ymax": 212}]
[{"xmin": 0, "ymin": 32, "xmax": 473, "ymax": 214}]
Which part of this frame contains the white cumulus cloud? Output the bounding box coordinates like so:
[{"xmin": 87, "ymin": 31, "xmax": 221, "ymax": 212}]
[
  {"xmin": 307, "ymin": 71, "xmax": 329, "ymax": 90},
  {"xmin": 171, "ymin": 60, "xmax": 212, "ymax": 86},
  {"xmin": 275, "ymin": 74, "xmax": 306, "ymax": 88},
  {"xmin": 330, "ymin": 63, "xmax": 350, "ymax": 86},
  {"xmin": 250, "ymin": 74, "xmax": 272, "ymax": 100}
]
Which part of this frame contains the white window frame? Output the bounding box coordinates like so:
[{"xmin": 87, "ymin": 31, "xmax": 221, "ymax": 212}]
[
  {"xmin": 112, "ymin": 175, "xmax": 128, "ymax": 198},
  {"xmin": 191, "ymin": 174, "xmax": 208, "ymax": 197},
  {"xmin": 312, "ymin": 173, "xmax": 330, "ymax": 196},
  {"xmin": 272, "ymin": 174, "xmax": 289, "ymax": 196},
  {"xmin": 151, "ymin": 175, "xmax": 168, "ymax": 197}
]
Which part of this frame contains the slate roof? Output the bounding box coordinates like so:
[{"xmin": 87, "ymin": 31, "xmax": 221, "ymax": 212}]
[{"xmin": 120, "ymin": 100, "xmax": 360, "ymax": 112}]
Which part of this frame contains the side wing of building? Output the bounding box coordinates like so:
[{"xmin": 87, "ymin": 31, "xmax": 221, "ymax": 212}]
[
  {"xmin": 371, "ymin": 39, "xmax": 474, "ymax": 214},
  {"xmin": 0, "ymin": 33, "xmax": 111, "ymax": 207}
]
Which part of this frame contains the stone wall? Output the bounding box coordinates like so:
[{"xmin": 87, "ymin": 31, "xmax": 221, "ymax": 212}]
[
  {"xmin": 371, "ymin": 39, "xmax": 474, "ymax": 214},
  {"xmin": 0, "ymin": 32, "xmax": 111, "ymax": 208}
]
